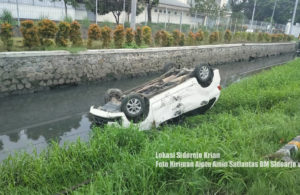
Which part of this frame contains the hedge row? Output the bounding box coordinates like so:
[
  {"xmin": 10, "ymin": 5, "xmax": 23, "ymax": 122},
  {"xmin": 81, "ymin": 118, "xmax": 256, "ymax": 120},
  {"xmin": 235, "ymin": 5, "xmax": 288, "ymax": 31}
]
[{"xmin": 0, "ymin": 20, "xmax": 296, "ymax": 51}]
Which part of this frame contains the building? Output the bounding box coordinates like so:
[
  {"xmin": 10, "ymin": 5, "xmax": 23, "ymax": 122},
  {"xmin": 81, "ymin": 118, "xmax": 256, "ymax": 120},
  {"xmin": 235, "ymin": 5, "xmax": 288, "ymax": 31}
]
[{"xmin": 0, "ymin": 0, "xmax": 229, "ymax": 26}]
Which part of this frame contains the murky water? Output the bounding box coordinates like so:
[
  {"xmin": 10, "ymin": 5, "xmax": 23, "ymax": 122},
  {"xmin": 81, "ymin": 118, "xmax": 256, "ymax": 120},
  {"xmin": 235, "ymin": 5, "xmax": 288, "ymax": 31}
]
[{"xmin": 0, "ymin": 54, "xmax": 295, "ymax": 162}]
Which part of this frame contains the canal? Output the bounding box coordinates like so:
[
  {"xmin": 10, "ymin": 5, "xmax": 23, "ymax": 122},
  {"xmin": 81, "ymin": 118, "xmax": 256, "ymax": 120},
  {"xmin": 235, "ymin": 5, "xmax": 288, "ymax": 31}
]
[{"xmin": 0, "ymin": 53, "xmax": 295, "ymax": 161}]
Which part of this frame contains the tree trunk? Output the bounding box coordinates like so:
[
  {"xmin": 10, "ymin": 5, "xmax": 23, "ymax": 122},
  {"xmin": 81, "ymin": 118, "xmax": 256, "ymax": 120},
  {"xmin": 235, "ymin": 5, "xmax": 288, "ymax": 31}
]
[
  {"xmin": 112, "ymin": 11, "xmax": 120, "ymax": 25},
  {"xmin": 147, "ymin": 4, "xmax": 152, "ymax": 22},
  {"xmin": 64, "ymin": 0, "xmax": 68, "ymax": 17}
]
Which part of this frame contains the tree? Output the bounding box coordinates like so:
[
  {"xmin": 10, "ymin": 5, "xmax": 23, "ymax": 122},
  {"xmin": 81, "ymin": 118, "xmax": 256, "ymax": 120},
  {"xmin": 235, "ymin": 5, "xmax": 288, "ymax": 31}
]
[
  {"xmin": 191, "ymin": 0, "xmax": 226, "ymax": 17},
  {"xmin": 229, "ymin": 0, "xmax": 246, "ymax": 19},
  {"xmin": 144, "ymin": 0, "xmax": 159, "ymax": 23},
  {"xmin": 84, "ymin": 0, "xmax": 145, "ymax": 24},
  {"xmin": 230, "ymin": 0, "xmax": 300, "ymax": 25},
  {"xmin": 51, "ymin": 0, "xmax": 78, "ymax": 17}
]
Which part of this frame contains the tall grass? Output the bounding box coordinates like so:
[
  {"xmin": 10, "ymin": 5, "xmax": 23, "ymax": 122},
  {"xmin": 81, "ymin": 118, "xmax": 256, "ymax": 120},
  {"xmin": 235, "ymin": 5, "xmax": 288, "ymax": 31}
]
[{"xmin": 1, "ymin": 59, "xmax": 300, "ymax": 194}]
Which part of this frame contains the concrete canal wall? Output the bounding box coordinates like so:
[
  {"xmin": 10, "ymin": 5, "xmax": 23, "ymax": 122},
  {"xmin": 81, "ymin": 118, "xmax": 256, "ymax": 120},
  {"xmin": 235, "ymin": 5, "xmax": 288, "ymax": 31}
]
[{"xmin": 0, "ymin": 42, "xmax": 296, "ymax": 96}]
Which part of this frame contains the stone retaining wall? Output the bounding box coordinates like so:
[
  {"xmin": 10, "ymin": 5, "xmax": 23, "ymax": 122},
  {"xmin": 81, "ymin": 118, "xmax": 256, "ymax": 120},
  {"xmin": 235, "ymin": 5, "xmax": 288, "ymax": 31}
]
[{"xmin": 0, "ymin": 42, "xmax": 296, "ymax": 97}]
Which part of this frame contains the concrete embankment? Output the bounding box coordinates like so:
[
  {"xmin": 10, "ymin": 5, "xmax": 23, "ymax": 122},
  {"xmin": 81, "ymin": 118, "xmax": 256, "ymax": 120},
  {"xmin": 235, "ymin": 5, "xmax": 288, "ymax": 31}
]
[{"xmin": 0, "ymin": 42, "xmax": 296, "ymax": 97}]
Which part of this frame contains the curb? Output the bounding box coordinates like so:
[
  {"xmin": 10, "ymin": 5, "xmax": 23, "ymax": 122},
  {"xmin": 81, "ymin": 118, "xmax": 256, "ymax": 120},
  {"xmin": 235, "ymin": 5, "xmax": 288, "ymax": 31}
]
[{"xmin": 274, "ymin": 136, "xmax": 300, "ymax": 162}]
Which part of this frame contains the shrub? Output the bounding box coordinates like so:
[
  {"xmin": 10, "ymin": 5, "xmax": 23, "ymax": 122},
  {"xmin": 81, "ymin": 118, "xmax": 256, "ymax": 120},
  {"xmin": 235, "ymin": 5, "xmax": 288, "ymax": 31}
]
[
  {"xmin": 187, "ymin": 31, "xmax": 195, "ymax": 45},
  {"xmin": 38, "ymin": 19, "xmax": 58, "ymax": 47},
  {"xmin": 125, "ymin": 28, "xmax": 134, "ymax": 45},
  {"xmin": 209, "ymin": 32, "xmax": 219, "ymax": 44},
  {"xmin": 161, "ymin": 30, "xmax": 173, "ymax": 47},
  {"xmin": 113, "ymin": 24, "xmax": 125, "ymax": 48},
  {"xmin": 287, "ymin": 35, "xmax": 294, "ymax": 41},
  {"xmin": 20, "ymin": 20, "xmax": 39, "ymax": 48},
  {"xmin": 271, "ymin": 34, "xmax": 283, "ymax": 42},
  {"xmin": 142, "ymin": 26, "xmax": 152, "ymax": 45},
  {"xmin": 70, "ymin": 21, "xmax": 83, "ymax": 46},
  {"xmin": 263, "ymin": 33, "xmax": 271, "ymax": 42},
  {"xmin": 172, "ymin": 30, "xmax": 181, "ymax": 46},
  {"xmin": 55, "ymin": 21, "xmax": 70, "ymax": 47},
  {"xmin": 87, "ymin": 24, "xmax": 101, "ymax": 47},
  {"xmin": 257, "ymin": 32, "xmax": 264, "ymax": 42},
  {"xmin": 234, "ymin": 32, "xmax": 241, "ymax": 41},
  {"xmin": 224, "ymin": 29, "xmax": 232, "ymax": 43},
  {"xmin": 246, "ymin": 32, "xmax": 254, "ymax": 42},
  {"xmin": 154, "ymin": 30, "xmax": 162, "ymax": 46},
  {"xmin": 101, "ymin": 25, "xmax": 112, "ymax": 48},
  {"xmin": 195, "ymin": 29, "xmax": 204, "ymax": 44},
  {"xmin": 240, "ymin": 32, "xmax": 247, "ymax": 41},
  {"xmin": 0, "ymin": 23, "xmax": 13, "ymax": 51},
  {"xmin": 135, "ymin": 26, "xmax": 142, "ymax": 46},
  {"xmin": 179, "ymin": 32, "xmax": 185, "ymax": 46}
]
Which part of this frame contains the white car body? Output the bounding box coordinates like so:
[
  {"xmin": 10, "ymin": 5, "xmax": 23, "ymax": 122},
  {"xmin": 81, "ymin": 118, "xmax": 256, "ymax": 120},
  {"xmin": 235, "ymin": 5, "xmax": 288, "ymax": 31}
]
[{"xmin": 90, "ymin": 68, "xmax": 221, "ymax": 130}]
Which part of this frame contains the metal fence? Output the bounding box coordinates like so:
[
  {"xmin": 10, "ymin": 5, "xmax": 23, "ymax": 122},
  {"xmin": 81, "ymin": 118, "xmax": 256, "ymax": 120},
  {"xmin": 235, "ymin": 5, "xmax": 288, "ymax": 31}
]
[{"xmin": 0, "ymin": 0, "xmax": 286, "ymax": 34}]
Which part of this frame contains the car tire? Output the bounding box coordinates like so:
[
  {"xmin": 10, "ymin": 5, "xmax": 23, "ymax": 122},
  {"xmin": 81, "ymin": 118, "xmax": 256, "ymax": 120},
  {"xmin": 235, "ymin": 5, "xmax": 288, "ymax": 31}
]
[
  {"xmin": 104, "ymin": 88, "xmax": 123, "ymax": 103},
  {"xmin": 163, "ymin": 62, "xmax": 179, "ymax": 73},
  {"xmin": 194, "ymin": 65, "xmax": 214, "ymax": 87},
  {"xmin": 121, "ymin": 93, "xmax": 147, "ymax": 122}
]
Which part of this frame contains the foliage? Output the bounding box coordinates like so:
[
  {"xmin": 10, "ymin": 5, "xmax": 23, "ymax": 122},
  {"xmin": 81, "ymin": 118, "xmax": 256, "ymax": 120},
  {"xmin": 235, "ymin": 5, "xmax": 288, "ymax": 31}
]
[
  {"xmin": 191, "ymin": 0, "xmax": 227, "ymax": 17},
  {"xmin": 80, "ymin": 17, "xmax": 90, "ymax": 29},
  {"xmin": 187, "ymin": 31, "xmax": 196, "ymax": 45},
  {"xmin": 0, "ymin": 23, "xmax": 13, "ymax": 51},
  {"xmin": 234, "ymin": 31, "xmax": 241, "ymax": 41},
  {"xmin": 257, "ymin": 32, "xmax": 264, "ymax": 42},
  {"xmin": 38, "ymin": 19, "xmax": 58, "ymax": 47},
  {"xmin": 70, "ymin": 21, "xmax": 83, "ymax": 46},
  {"xmin": 179, "ymin": 32, "xmax": 185, "ymax": 46},
  {"xmin": 125, "ymin": 27, "xmax": 134, "ymax": 46},
  {"xmin": 264, "ymin": 33, "xmax": 271, "ymax": 42},
  {"xmin": 154, "ymin": 30, "xmax": 162, "ymax": 46},
  {"xmin": 113, "ymin": 24, "xmax": 125, "ymax": 48},
  {"xmin": 224, "ymin": 29, "xmax": 232, "ymax": 43},
  {"xmin": 135, "ymin": 26, "xmax": 143, "ymax": 46},
  {"xmin": 87, "ymin": 24, "xmax": 101, "ymax": 47},
  {"xmin": 195, "ymin": 29, "xmax": 204, "ymax": 44},
  {"xmin": 142, "ymin": 26, "xmax": 152, "ymax": 45},
  {"xmin": 20, "ymin": 20, "xmax": 39, "ymax": 48},
  {"xmin": 243, "ymin": 0, "xmax": 298, "ymax": 25},
  {"xmin": 55, "ymin": 21, "xmax": 71, "ymax": 47},
  {"xmin": 63, "ymin": 16, "xmax": 73, "ymax": 23},
  {"xmin": 172, "ymin": 30, "xmax": 181, "ymax": 46},
  {"xmin": 209, "ymin": 31, "xmax": 219, "ymax": 43},
  {"xmin": 0, "ymin": 9, "xmax": 16, "ymax": 25},
  {"xmin": 101, "ymin": 25, "xmax": 112, "ymax": 48},
  {"xmin": 161, "ymin": 30, "xmax": 173, "ymax": 47}
]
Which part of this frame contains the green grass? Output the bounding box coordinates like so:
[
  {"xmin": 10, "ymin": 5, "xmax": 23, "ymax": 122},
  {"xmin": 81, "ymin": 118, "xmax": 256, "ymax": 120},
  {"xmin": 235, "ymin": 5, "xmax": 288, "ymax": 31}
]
[{"xmin": 1, "ymin": 59, "xmax": 300, "ymax": 194}]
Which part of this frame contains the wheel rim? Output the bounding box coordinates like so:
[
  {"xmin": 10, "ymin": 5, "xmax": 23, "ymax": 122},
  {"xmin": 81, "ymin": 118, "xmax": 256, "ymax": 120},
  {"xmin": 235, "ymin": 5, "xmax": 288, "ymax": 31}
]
[
  {"xmin": 199, "ymin": 66, "xmax": 209, "ymax": 80},
  {"xmin": 126, "ymin": 98, "xmax": 142, "ymax": 115}
]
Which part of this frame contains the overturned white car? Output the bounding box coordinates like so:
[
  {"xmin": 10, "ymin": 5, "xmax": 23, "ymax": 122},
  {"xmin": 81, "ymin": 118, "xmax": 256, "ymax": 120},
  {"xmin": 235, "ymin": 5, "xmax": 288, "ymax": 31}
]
[{"xmin": 90, "ymin": 63, "xmax": 221, "ymax": 130}]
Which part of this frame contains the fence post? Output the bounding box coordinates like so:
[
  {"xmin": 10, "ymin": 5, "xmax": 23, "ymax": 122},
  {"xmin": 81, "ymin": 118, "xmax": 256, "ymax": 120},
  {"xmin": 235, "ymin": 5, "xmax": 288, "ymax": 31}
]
[
  {"xmin": 164, "ymin": 7, "xmax": 167, "ymax": 30},
  {"xmin": 95, "ymin": 0, "xmax": 98, "ymax": 24},
  {"xmin": 16, "ymin": 0, "xmax": 20, "ymax": 26},
  {"xmin": 180, "ymin": 11, "xmax": 183, "ymax": 32},
  {"xmin": 234, "ymin": 18, "xmax": 237, "ymax": 33},
  {"xmin": 145, "ymin": 3, "xmax": 148, "ymax": 25}
]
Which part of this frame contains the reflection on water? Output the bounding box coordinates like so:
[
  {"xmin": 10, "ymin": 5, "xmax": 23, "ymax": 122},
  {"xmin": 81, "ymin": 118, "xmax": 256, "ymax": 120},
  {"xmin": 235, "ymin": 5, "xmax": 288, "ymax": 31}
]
[{"xmin": 0, "ymin": 54, "xmax": 295, "ymax": 162}]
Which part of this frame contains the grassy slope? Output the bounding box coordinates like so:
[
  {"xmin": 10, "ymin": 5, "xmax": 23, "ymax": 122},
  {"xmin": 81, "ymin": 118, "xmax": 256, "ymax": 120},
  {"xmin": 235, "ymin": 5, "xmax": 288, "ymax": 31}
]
[{"xmin": 1, "ymin": 59, "xmax": 300, "ymax": 194}]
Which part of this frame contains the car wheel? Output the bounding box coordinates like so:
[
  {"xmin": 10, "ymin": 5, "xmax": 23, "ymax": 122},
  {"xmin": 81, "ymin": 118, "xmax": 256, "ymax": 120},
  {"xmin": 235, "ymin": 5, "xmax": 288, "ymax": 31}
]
[
  {"xmin": 104, "ymin": 88, "xmax": 123, "ymax": 103},
  {"xmin": 163, "ymin": 62, "xmax": 179, "ymax": 73},
  {"xmin": 121, "ymin": 93, "xmax": 146, "ymax": 122},
  {"xmin": 194, "ymin": 65, "xmax": 214, "ymax": 87}
]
